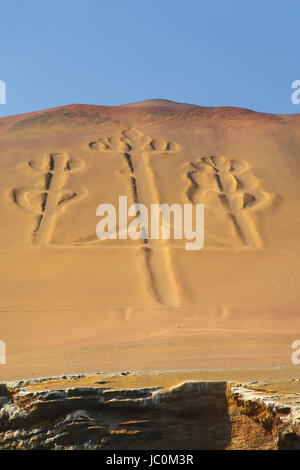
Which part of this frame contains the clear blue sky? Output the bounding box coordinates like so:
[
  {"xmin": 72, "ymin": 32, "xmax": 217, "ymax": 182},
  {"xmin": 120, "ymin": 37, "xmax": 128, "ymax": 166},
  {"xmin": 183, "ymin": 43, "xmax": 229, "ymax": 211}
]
[{"xmin": 0, "ymin": 0, "xmax": 299, "ymax": 117}]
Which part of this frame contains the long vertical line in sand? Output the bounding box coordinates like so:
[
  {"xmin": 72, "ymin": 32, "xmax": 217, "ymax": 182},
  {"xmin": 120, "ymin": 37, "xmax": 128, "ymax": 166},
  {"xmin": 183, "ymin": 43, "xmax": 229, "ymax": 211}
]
[
  {"xmin": 130, "ymin": 147, "xmax": 181, "ymax": 306},
  {"xmin": 34, "ymin": 154, "xmax": 68, "ymax": 246},
  {"xmin": 232, "ymin": 212, "xmax": 262, "ymax": 248},
  {"xmin": 216, "ymin": 170, "xmax": 262, "ymax": 248}
]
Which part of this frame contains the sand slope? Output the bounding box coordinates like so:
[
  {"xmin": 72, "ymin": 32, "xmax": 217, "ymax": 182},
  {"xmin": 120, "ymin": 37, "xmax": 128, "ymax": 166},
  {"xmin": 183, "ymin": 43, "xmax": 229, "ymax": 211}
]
[{"xmin": 0, "ymin": 99, "xmax": 299, "ymax": 379}]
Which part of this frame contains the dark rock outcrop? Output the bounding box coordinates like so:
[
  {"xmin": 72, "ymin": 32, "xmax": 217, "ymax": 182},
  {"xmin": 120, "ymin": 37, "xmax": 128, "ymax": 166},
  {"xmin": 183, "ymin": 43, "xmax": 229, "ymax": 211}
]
[{"xmin": 0, "ymin": 376, "xmax": 299, "ymax": 449}]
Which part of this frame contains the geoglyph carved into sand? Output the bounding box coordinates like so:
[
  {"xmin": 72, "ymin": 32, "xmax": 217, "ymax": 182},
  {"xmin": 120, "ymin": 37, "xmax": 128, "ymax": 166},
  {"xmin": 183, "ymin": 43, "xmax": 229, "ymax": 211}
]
[
  {"xmin": 90, "ymin": 128, "xmax": 181, "ymax": 306},
  {"xmin": 10, "ymin": 137, "xmax": 272, "ymax": 306},
  {"xmin": 12, "ymin": 153, "xmax": 86, "ymax": 245},
  {"xmin": 186, "ymin": 156, "xmax": 271, "ymax": 248}
]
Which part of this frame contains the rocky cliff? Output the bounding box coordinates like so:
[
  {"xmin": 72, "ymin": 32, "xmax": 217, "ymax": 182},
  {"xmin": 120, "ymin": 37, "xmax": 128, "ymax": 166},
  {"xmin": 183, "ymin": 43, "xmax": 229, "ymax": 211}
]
[{"xmin": 1, "ymin": 374, "xmax": 300, "ymax": 450}]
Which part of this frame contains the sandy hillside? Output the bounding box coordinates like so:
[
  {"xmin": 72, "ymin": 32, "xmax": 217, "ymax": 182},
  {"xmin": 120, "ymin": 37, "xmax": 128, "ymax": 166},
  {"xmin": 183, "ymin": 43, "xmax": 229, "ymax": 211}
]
[{"xmin": 0, "ymin": 99, "xmax": 299, "ymax": 380}]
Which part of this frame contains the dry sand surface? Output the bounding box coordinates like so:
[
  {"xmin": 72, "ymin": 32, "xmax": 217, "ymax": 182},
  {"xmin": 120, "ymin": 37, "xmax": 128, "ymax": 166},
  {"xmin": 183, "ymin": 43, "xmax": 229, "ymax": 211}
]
[
  {"xmin": 17, "ymin": 368, "xmax": 300, "ymax": 396},
  {"xmin": 0, "ymin": 99, "xmax": 299, "ymax": 382}
]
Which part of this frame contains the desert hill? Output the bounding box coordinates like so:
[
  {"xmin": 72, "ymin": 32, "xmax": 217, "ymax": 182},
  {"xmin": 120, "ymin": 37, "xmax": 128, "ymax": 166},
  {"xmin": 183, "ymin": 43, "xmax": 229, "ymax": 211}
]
[{"xmin": 0, "ymin": 99, "xmax": 299, "ymax": 380}]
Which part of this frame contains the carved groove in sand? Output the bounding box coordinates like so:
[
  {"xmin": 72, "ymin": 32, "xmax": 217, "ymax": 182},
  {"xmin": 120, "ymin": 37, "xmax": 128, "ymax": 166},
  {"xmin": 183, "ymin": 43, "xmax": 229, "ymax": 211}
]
[
  {"xmin": 187, "ymin": 156, "xmax": 271, "ymax": 248},
  {"xmin": 90, "ymin": 128, "xmax": 180, "ymax": 306},
  {"xmin": 12, "ymin": 153, "xmax": 85, "ymax": 245}
]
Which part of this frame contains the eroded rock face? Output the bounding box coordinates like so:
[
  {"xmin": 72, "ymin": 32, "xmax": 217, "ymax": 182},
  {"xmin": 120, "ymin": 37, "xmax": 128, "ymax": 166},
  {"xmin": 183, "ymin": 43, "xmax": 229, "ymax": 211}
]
[{"xmin": 0, "ymin": 376, "xmax": 299, "ymax": 450}]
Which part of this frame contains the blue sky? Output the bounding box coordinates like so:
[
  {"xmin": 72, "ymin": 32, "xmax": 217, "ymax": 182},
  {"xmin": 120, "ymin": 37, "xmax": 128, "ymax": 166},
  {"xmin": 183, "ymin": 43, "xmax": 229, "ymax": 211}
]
[{"xmin": 0, "ymin": 0, "xmax": 299, "ymax": 117}]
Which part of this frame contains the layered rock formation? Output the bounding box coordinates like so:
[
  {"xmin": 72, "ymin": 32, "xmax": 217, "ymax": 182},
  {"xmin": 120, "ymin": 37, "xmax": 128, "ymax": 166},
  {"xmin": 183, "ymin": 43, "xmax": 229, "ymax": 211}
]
[{"xmin": 1, "ymin": 375, "xmax": 300, "ymax": 450}]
